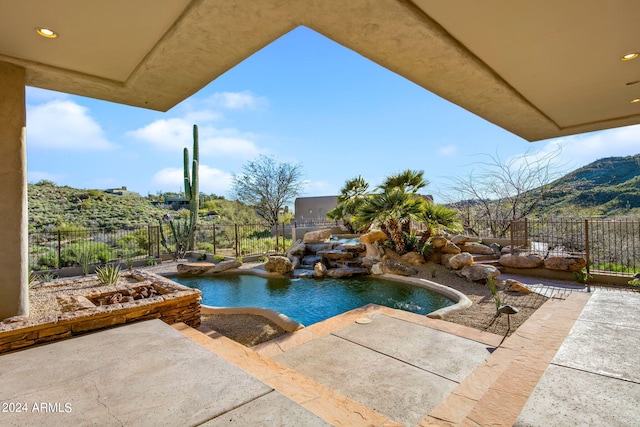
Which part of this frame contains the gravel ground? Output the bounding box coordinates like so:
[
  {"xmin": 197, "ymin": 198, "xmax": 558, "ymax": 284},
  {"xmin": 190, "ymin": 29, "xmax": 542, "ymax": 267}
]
[{"xmin": 27, "ymin": 257, "xmax": 565, "ymax": 346}]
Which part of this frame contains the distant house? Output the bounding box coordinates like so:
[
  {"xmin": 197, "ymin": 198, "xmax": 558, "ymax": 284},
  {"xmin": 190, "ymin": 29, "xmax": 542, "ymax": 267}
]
[
  {"xmin": 104, "ymin": 186, "xmax": 140, "ymax": 197},
  {"xmin": 151, "ymin": 196, "xmax": 191, "ymax": 210},
  {"xmin": 294, "ymin": 196, "xmax": 338, "ymax": 223}
]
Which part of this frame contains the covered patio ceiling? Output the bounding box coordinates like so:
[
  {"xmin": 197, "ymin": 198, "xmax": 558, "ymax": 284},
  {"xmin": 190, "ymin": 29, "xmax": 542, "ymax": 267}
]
[{"xmin": 1, "ymin": 0, "xmax": 638, "ymax": 142}]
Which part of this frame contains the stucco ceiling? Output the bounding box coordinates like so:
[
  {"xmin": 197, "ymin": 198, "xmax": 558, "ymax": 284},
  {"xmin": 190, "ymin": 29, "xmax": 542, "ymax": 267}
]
[{"xmin": 0, "ymin": 0, "xmax": 638, "ymax": 141}]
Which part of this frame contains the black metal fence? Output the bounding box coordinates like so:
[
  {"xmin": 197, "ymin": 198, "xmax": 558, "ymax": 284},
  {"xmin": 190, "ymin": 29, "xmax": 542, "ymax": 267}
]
[
  {"xmin": 29, "ymin": 222, "xmax": 292, "ymax": 271},
  {"xmin": 464, "ymin": 218, "xmax": 640, "ymax": 276}
]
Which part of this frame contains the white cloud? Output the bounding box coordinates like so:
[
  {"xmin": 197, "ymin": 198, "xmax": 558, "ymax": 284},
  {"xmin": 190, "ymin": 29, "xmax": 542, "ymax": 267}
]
[
  {"xmin": 152, "ymin": 164, "xmax": 233, "ymax": 195},
  {"xmin": 437, "ymin": 145, "xmax": 457, "ymax": 156},
  {"xmin": 128, "ymin": 117, "xmax": 263, "ymax": 159},
  {"xmin": 27, "ymin": 100, "xmax": 116, "ymax": 150},
  {"xmin": 530, "ymin": 124, "xmax": 640, "ymax": 170},
  {"xmin": 206, "ymin": 91, "xmax": 268, "ymax": 110}
]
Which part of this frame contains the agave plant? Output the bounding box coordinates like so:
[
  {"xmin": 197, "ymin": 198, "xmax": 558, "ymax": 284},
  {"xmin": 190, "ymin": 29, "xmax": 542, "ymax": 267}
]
[{"xmin": 95, "ymin": 263, "xmax": 121, "ymax": 286}]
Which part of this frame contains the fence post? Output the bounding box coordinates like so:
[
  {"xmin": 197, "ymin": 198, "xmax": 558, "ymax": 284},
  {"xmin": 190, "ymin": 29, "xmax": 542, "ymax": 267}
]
[
  {"xmin": 57, "ymin": 230, "xmax": 62, "ymax": 269},
  {"xmin": 282, "ymin": 222, "xmax": 285, "ymax": 252},
  {"xmin": 524, "ymin": 218, "xmax": 529, "ymax": 249},
  {"xmin": 510, "ymin": 221, "xmax": 514, "ymax": 255},
  {"xmin": 235, "ymin": 224, "xmax": 239, "ymax": 258},
  {"xmin": 147, "ymin": 224, "xmax": 152, "ymax": 257},
  {"xmin": 275, "ymin": 224, "xmax": 279, "ymax": 253},
  {"xmin": 212, "ymin": 223, "xmax": 216, "ymax": 255},
  {"xmin": 584, "ymin": 219, "xmax": 590, "ymax": 276},
  {"xmin": 156, "ymin": 226, "xmax": 160, "ymax": 258}
]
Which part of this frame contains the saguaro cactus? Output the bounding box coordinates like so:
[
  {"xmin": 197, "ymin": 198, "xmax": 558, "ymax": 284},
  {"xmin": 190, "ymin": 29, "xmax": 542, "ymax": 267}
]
[{"xmin": 159, "ymin": 124, "xmax": 200, "ymax": 259}]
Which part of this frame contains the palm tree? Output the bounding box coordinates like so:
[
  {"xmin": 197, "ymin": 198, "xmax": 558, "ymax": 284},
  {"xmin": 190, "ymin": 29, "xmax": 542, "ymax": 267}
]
[
  {"xmin": 327, "ymin": 176, "xmax": 370, "ymax": 233},
  {"xmin": 356, "ymin": 188, "xmax": 426, "ymax": 254},
  {"xmin": 378, "ymin": 170, "xmax": 429, "ymax": 233},
  {"xmin": 417, "ymin": 202, "xmax": 462, "ymax": 248},
  {"xmin": 379, "ymin": 169, "xmax": 429, "ymax": 194}
]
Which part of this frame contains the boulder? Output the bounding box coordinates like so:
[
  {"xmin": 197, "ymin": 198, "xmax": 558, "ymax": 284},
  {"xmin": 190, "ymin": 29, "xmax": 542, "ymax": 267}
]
[
  {"xmin": 359, "ymin": 257, "xmax": 379, "ymax": 269},
  {"xmin": 362, "ymin": 241, "xmax": 385, "ymax": 259},
  {"xmin": 336, "ymin": 243, "xmax": 366, "ymax": 253},
  {"xmin": 503, "ymin": 279, "xmax": 532, "ymax": 294},
  {"xmin": 499, "ymin": 254, "xmax": 544, "ymax": 269},
  {"xmin": 360, "ymin": 229, "xmax": 387, "ymax": 244},
  {"xmin": 451, "ymin": 235, "xmax": 481, "ymax": 245},
  {"xmin": 458, "ymin": 242, "xmax": 495, "ymax": 255},
  {"xmin": 441, "ymin": 253, "xmax": 455, "ymax": 269},
  {"xmin": 300, "ymin": 255, "xmax": 322, "ymax": 267},
  {"xmin": 305, "ymin": 243, "xmax": 336, "ymax": 253},
  {"xmin": 401, "ymin": 251, "xmax": 426, "ymax": 266},
  {"xmin": 313, "ymin": 262, "xmax": 327, "ymax": 278},
  {"xmin": 303, "ymin": 229, "xmax": 332, "ymax": 243},
  {"xmin": 264, "ymin": 256, "xmax": 293, "ymax": 275},
  {"xmin": 371, "ymin": 262, "xmax": 384, "ymax": 275},
  {"xmin": 210, "ymin": 260, "xmax": 242, "ymax": 273},
  {"xmin": 317, "ymin": 250, "xmax": 354, "ymax": 260},
  {"xmin": 442, "ymin": 242, "xmax": 461, "ymax": 255},
  {"xmin": 326, "ymin": 267, "xmax": 370, "ymax": 278},
  {"xmin": 448, "ymin": 252, "xmax": 474, "ymax": 270},
  {"xmin": 489, "ymin": 243, "xmax": 501, "ymax": 254},
  {"xmin": 286, "ymin": 254, "xmax": 300, "ymax": 269},
  {"xmin": 287, "ymin": 241, "xmax": 306, "ymax": 256},
  {"xmin": 430, "ymin": 236, "xmax": 448, "ymax": 249},
  {"xmin": 177, "ymin": 262, "xmax": 215, "ymax": 274},
  {"xmin": 544, "ymin": 256, "xmax": 587, "ymax": 272},
  {"xmin": 382, "ymin": 259, "xmax": 418, "ymax": 276},
  {"xmin": 457, "ymin": 264, "xmax": 501, "ymax": 282},
  {"xmin": 428, "ymin": 251, "xmax": 443, "ymax": 264}
]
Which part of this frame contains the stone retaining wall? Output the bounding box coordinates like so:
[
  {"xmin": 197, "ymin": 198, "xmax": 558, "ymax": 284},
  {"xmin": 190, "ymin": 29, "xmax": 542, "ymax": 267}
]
[{"xmin": 0, "ymin": 270, "xmax": 201, "ymax": 354}]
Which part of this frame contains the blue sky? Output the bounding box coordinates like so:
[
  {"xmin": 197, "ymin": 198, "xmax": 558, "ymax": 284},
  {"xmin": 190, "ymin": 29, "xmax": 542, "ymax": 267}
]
[{"xmin": 26, "ymin": 27, "xmax": 640, "ymax": 204}]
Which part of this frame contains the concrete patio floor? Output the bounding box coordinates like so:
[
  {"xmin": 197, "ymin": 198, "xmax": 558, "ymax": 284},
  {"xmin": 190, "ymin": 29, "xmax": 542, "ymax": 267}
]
[{"xmin": 1, "ymin": 288, "xmax": 639, "ymax": 426}]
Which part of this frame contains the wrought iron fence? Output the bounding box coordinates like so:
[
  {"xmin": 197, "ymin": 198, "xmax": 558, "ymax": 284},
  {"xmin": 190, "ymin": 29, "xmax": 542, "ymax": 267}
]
[
  {"xmin": 194, "ymin": 222, "xmax": 291, "ymax": 258},
  {"xmin": 29, "ymin": 222, "xmax": 291, "ymax": 271},
  {"xmin": 28, "ymin": 225, "xmax": 156, "ymax": 271},
  {"xmin": 476, "ymin": 218, "xmax": 640, "ymax": 277}
]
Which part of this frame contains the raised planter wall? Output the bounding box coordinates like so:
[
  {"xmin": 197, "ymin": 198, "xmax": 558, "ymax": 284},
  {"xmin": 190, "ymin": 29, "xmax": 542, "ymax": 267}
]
[{"xmin": 0, "ymin": 270, "xmax": 201, "ymax": 354}]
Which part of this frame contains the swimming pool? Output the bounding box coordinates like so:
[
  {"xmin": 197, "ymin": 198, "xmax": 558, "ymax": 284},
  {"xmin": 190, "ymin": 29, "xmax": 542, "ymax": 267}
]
[{"xmin": 172, "ymin": 274, "xmax": 454, "ymax": 326}]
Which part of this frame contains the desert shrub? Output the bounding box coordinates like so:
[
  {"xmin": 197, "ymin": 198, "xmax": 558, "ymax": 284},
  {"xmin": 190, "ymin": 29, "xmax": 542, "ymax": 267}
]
[
  {"xmin": 36, "ymin": 251, "xmax": 58, "ymax": 270},
  {"xmin": 95, "ymin": 263, "xmax": 120, "ymax": 285},
  {"xmin": 213, "ymin": 254, "xmax": 225, "ymax": 262},
  {"xmin": 133, "ymin": 228, "xmax": 150, "ymax": 250},
  {"xmin": 573, "ymin": 268, "xmax": 592, "ymax": 284},
  {"xmin": 196, "ymin": 242, "xmax": 214, "ymax": 253},
  {"xmin": 59, "ymin": 242, "xmax": 112, "ymax": 267}
]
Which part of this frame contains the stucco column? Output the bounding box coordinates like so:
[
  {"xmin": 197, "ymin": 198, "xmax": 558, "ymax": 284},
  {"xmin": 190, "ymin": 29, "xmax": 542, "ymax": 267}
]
[{"xmin": 0, "ymin": 62, "xmax": 28, "ymax": 319}]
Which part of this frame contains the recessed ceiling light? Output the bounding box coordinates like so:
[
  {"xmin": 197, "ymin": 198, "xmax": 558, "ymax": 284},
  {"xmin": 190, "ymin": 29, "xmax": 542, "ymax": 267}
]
[
  {"xmin": 621, "ymin": 52, "xmax": 638, "ymax": 61},
  {"xmin": 35, "ymin": 27, "xmax": 58, "ymax": 39},
  {"xmin": 631, "ymin": 98, "xmax": 640, "ymax": 104}
]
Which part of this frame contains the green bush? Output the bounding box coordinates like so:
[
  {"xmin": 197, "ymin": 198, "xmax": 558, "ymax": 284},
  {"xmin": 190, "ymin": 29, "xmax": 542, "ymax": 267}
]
[
  {"xmin": 59, "ymin": 242, "xmax": 112, "ymax": 267},
  {"xmin": 95, "ymin": 263, "xmax": 121, "ymax": 285},
  {"xmin": 196, "ymin": 242, "xmax": 214, "ymax": 253}
]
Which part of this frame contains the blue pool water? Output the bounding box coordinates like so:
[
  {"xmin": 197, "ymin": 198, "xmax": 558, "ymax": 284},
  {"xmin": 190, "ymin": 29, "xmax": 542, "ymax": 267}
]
[{"xmin": 172, "ymin": 274, "xmax": 454, "ymax": 326}]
